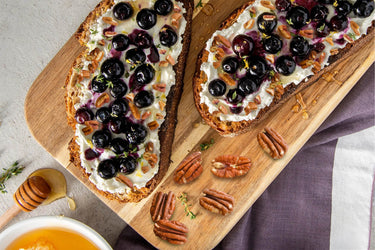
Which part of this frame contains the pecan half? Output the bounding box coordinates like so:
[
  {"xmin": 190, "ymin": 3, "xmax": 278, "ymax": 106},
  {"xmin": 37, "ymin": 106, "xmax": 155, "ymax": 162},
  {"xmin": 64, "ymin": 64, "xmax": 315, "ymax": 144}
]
[
  {"xmin": 150, "ymin": 191, "xmax": 176, "ymax": 222},
  {"xmin": 174, "ymin": 151, "xmax": 203, "ymax": 184},
  {"xmin": 211, "ymin": 155, "xmax": 251, "ymax": 178},
  {"xmin": 154, "ymin": 220, "xmax": 188, "ymax": 245},
  {"xmin": 257, "ymin": 127, "xmax": 288, "ymax": 159},
  {"xmin": 199, "ymin": 188, "xmax": 234, "ymax": 215},
  {"xmin": 144, "ymin": 152, "xmax": 158, "ymax": 168}
]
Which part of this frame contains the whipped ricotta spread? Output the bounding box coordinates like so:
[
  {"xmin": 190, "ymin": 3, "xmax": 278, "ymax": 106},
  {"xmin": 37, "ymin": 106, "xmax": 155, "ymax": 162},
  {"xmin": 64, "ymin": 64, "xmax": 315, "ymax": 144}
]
[
  {"xmin": 199, "ymin": 0, "xmax": 374, "ymax": 122},
  {"xmin": 73, "ymin": 0, "xmax": 187, "ymax": 194}
]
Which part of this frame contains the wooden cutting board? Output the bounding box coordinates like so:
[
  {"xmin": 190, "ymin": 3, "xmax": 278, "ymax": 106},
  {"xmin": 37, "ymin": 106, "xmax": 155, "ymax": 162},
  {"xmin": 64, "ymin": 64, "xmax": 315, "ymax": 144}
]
[{"xmin": 24, "ymin": 0, "xmax": 375, "ymax": 248}]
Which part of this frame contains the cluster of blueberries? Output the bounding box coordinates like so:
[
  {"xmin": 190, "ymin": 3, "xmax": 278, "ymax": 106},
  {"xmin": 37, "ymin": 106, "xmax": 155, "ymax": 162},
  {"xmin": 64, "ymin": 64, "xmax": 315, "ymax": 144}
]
[
  {"xmin": 74, "ymin": 0, "xmax": 178, "ymax": 180},
  {"xmin": 208, "ymin": 0, "xmax": 374, "ymax": 114}
]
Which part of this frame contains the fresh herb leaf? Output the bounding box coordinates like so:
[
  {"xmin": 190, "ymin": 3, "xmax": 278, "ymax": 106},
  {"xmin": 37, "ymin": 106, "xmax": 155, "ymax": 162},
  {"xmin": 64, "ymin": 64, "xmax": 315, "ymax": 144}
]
[
  {"xmin": 76, "ymin": 83, "xmax": 83, "ymax": 88},
  {"xmin": 125, "ymin": 71, "xmax": 130, "ymax": 78},
  {"xmin": 286, "ymin": 19, "xmax": 293, "ymax": 26},
  {"xmin": 106, "ymin": 81, "xmax": 114, "ymax": 89},
  {"xmin": 200, "ymin": 138, "xmax": 215, "ymax": 151},
  {"xmin": 317, "ymin": 23, "xmax": 325, "ymax": 32},
  {"xmin": 0, "ymin": 162, "xmax": 25, "ymax": 194},
  {"xmin": 107, "ymin": 43, "xmax": 112, "ymax": 51},
  {"xmin": 90, "ymin": 29, "xmax": 98, "ymax": 35},
  {"xmin": 348, "ymin": 32, "xmax": 357, "ymax": 40},
  {"xmin": 178, "ymin": 193, "xmax": 197, "ymax": 219},
  {"xmin": 137, "ymin": 155, "xmax": 144, "ymax": 162},
  {"xmin": 156, "ymin": 44, "xmax": 161, "ymax": 48},
  {"xmin": 195, "ymin": 0, "xmax": 203, "ymax": 9},
  {"xmin": 232, "ymin": 91, "xmax": 237, "ymax": 100}
]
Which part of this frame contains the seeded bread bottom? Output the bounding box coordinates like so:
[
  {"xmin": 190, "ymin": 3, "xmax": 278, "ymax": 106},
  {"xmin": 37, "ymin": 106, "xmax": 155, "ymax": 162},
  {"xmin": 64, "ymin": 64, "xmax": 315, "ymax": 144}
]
[
  {"xmin": 65, "ymin": 0, "xmax": 193, "ymax": 202},
  {"xmin": 193, "ymin": 2, "xmax": 375, "ymax": 137}
]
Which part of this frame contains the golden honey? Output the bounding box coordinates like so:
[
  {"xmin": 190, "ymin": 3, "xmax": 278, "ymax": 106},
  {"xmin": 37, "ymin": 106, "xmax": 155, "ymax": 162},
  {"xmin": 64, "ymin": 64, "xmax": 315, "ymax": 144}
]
[{"xmin": 6, "ymin": 227, "xmax": 100, "ymax": 250}]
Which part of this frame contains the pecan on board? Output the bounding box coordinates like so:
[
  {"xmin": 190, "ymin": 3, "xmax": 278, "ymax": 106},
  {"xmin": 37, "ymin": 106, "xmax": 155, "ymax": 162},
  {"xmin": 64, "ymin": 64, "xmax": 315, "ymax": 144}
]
[
  {"xmin": 153, "ymin": 219, "xmax": 188, "ymax": 245},
  {"xmin": 173, "ymin": 151, "xmax": 203, "ymax": 184},
  {"xmin": 199, "ymin": 188, "xmax": 234, "ymax": 216},
  {"xmin": 150, "ymin": 191, "xmax": 176, "ymax": 222},
  {"xmin": 211, "ymin": 155, "xmax": 251, "ymax": 178},
  {"xmin": 257, "ymin": 127, "xmax": 288, "ymax": 159}
]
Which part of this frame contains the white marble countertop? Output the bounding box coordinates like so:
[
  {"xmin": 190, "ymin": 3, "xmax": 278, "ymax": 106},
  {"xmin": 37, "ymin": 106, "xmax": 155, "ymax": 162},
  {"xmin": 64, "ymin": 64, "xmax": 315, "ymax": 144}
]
[{"xmin": 0, "ymin": 0, "xmax": 374, "ymax": 249}]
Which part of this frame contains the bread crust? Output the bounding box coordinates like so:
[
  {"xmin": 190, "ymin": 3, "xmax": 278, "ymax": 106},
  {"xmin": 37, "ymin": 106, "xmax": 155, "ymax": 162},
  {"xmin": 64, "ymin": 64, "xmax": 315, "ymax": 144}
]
[
  {"xmin": 193, "ymin": 2, "xmax": 375, "ymax": 137},
  {"xmin": 65, "ymin": 0, "xmax": 193, "ymax": 202}
]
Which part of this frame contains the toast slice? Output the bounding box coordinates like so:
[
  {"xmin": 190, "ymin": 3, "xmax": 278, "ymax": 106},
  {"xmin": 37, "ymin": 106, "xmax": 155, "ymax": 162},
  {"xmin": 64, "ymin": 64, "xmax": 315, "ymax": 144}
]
[
  {"xmin": 65, "ymin": 0, "xmax": 193, "ymax": 202},
  {"xmin": 193, "ymin": 0, "xmax": 374, "ymax": 136}
]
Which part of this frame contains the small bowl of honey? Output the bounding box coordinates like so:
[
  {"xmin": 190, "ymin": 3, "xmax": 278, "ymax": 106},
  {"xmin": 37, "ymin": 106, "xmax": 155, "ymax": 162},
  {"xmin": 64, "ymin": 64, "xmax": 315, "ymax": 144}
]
[{"xmin": 0, "ymin": 216, "xmax": 112, "ymax": 250}]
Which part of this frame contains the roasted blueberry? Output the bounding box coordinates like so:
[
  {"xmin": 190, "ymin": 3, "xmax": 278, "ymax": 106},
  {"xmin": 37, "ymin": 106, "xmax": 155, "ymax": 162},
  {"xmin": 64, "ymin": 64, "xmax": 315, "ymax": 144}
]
[
  {"xmin": 96, "ymin": 107, "xmax": 111, "ymax": 123},
  {"xmin": 154, "ymin": 0, "xmax": 173, "ymax": 16},
  {"xmin": 101, "ymin": 58, "xmax": 124, "ymax": 79},
  {"xmin": 290, "ymin": 36, "xmax": 310, "ymax": 56},
  {"xmin": 275, "ymin": 0, "xmax": 291, "ymax": 11},
  {"xmin": 134, "ymin": 64, "xmax": 155, "ymax": 85},
  {"xmin": 232, "ymin": 35, "xmax": 254, "ymax": 57},
  {"xmin": 110, "ymin": 137, "xmax": 130, "ymax": 155},
  {"xmin": 134, "ymin": 91, "xmax": 154, "ymax": 108},
  {"xmin": 353, "ymin": 0, "xmax": 374, "ymax": 17},
  {"xmin": 108, "ymin": 117, "xmax": 125, "ymax": 134},
  {"xmin": 113, "ymin": 2, "xmax": 133, "ymax": 20},
  {"xmin": 98, "ymin": 159, "xmax": 119, "ymax": 179},
  {"xmin": 238, "ymin": 77, "xmax": 259, "ymax": 95},
  {"xmin": 125, "ymin": 48, "xmax": 146, "ymax": 65},
  {"xmin": 247, "ymin": 56, "xmax": 269, "ymax": 79},
  {"xmin": 275, "ymin": 55, "xmax": 296, "ymax": 76},
  {"xmin": 226, "ymin": 89, "xmax": 244, "ymax": 104},
  {"xmin": 119, "ymin": 156, "xmax": 137, "ymax": 174},
  {"xmin": 230, "ymin": 106, "xmax": 243, "ymax": 114},
  {"xmin": 208, "ymin": 79, "xmax": 227, "ymax": 97},
  {"xmin": 91, "ymin": 75, "xmax": 108, "ymax": 93},
  {"xmin": 222, "ymin": 57, "xmax": 239, "ymax": 74},
  {"xmin": 84, "ymin": 148, "xmax": 99, "ymax": 161},
  {"xmin": 125, "ymin": 123, "xmax": 148, "ymax": 145},
  {"xmin": 312, "ymin": 42, "xmax": 326, "ymax": 53},
  {"xmin": 111, "ymin": 98, "xmax": 128, "ymax": 116},
  {"xmin": 159, "ymin": 26, "xmax": 178, "ymax": 47},
  {"xmin": 137, "ymin": 9, "xmax": 157, "ymax": 30},
  {"xmin": 310, "ymin": 5, "xmax": 328, "ymax": 22},
  {"xmin": 329, "ymin": 15, "xmax": 348, "ymax": 31},
  {"xmin": 335, "ymin": 1, "xmax": 352, "ymax": 16},
  {"xmin": 109, "ymin": 79, "xmax": 128, "ymax": 98},
  {"xmin": 286, "ymin": 6, "xmax": 310, "ymax": 30},
  {"xmin": 133, "ymin": 30, "xmax": 153, "ymax": 49},
  {"xmin": 262, "ymin": 34, "xmax": 283, "ymax": 54},
  {"xmin": 257, "ymin": 13, "xmax": 277, "ymax": 34},
  {"xmin": 112, "ymin": 34, "xmax": 130, "ymax": 51},
  {"xmin": 92, "ymin": 129, "xmax": 112, "ymax": 149},
  {"xmin": 315, "ymin": 21, "xmax": 330, "ymax": 37},
  {"xmin": 75, "ymin": 107, "xmax": 94, "ymax": 124}
]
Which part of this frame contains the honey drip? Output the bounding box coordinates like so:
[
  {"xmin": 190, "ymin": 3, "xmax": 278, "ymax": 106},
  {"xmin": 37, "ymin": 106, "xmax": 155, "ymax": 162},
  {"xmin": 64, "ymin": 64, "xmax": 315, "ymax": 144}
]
[{"xmin": 29, "ymin": 169, "xmax": 76, "ymax": 210}]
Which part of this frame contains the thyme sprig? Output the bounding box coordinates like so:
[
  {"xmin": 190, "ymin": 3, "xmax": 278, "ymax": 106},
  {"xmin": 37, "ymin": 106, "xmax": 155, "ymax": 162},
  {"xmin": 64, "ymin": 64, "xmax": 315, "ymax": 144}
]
[
  {"xmin": 178, "ymin": 192, "xmax": 196, "ymax": 219},
  {"xmin": 195, "ymin": 0, "xmax": 203, "ymax": 9},
  {"xmin": 0, "ymin": 161, "xmax": 25, "ymax": 194},
  {"xmin": 200, "ymin": 138, "xmax": 215, "ymax": 151}
]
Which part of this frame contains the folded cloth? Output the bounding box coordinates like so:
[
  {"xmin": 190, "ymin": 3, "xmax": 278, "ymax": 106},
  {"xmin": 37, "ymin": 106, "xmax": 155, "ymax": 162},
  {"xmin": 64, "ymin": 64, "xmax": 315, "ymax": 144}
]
[{"xmin": 114, "ymin": 64, "xmax": 374, "ymax": 250}]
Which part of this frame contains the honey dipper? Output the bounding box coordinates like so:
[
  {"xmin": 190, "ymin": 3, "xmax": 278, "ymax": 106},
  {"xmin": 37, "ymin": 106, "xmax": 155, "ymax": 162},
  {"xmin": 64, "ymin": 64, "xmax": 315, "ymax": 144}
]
[{"xmin": 0, "ymin": 176, "xmax": 51, "ymax": 230}]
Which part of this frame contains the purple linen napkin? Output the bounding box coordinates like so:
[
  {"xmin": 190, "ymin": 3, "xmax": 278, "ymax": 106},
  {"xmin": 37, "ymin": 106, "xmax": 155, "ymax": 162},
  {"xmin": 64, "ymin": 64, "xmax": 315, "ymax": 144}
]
[{"xmin": 114, "ymin": 64, "xmax": 374, "ymax": 250}]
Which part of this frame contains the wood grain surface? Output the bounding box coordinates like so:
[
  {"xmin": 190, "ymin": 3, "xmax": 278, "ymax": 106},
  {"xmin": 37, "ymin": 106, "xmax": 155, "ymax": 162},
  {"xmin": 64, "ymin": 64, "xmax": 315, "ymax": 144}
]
[{"xmin": 24, "ymin": 0, "xmax": 375, "ymax": 249}]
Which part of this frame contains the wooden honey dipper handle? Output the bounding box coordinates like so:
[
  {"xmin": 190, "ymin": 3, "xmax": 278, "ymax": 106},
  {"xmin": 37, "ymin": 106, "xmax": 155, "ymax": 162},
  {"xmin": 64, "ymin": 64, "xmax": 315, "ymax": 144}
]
[{"xmin": 0, "ymin": 176, "xmax": 51, "ymax": 230}]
